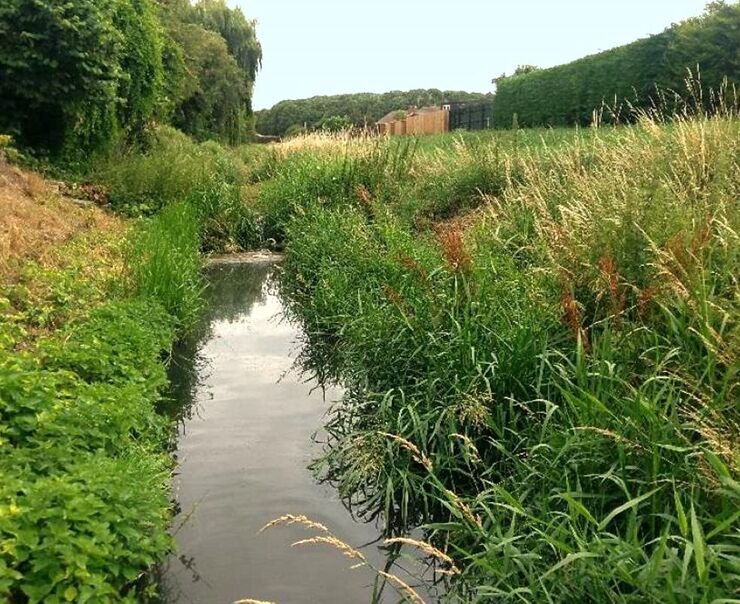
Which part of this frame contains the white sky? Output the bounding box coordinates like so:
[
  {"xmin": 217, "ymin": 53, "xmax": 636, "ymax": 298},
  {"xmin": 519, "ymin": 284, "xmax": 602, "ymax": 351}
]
[{"xmin": 233, "ymin": 0, "xmax": 713, "ymax": 109}]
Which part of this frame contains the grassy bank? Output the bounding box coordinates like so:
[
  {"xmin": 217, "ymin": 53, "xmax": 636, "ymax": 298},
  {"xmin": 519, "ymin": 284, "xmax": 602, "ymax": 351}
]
[
  {"xmin": 273, "ymin": 110, "xmax": 739, "ymax": 600},
  {"xmin": 2, "ymin": 100, "xmax": 737, "ymax": 601},
  {"xmin": 0, "ymin": 157, "xmax": 204, "ymax": 601}
]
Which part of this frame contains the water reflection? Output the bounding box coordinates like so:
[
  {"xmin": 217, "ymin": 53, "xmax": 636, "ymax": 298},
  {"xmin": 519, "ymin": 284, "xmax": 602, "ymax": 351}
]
[{"xmin": 161, "ymin": 260, "xmax": 417, "ymax": 604}]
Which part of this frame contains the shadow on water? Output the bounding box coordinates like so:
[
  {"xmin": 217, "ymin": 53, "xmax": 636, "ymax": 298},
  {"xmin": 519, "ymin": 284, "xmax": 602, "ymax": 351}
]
[{"xmin": 159, "ymin": 260, "xmax": 437, "ymax": 604}]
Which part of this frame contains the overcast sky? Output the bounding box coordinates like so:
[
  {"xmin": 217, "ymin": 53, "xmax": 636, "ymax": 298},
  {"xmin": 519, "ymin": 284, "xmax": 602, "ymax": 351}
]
[{"xmin": 234, "ymin": 0, "xmax": 712, "ymax": 110}]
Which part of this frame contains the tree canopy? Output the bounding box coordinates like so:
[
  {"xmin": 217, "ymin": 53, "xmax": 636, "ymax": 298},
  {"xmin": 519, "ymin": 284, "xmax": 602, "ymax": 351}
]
[{"xmin": 0, "ymin": 0, "xmax": 262, "ymax": 157}]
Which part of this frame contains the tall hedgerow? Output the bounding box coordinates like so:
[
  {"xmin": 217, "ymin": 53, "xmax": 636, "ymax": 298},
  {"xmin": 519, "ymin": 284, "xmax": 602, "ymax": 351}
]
[{"xmin": 492, "ymin": 2, "xmax": 739, "ymax": 127}]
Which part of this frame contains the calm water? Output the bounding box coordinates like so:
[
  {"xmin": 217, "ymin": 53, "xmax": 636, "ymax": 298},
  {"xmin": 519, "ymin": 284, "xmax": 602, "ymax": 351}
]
[{"xmin": 160, "ymin": 261, "xmax": 402, "ymax": 604}]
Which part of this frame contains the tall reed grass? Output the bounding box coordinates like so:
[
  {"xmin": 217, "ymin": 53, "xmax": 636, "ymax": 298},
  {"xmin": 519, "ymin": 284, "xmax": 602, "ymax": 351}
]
[
  {"xmin": 276, "ymin": 104, "xmax": 739, "ymax": 600},
  {"xmin": 126, "ymin": 202, "xmax": 204, "ymax": 330}
]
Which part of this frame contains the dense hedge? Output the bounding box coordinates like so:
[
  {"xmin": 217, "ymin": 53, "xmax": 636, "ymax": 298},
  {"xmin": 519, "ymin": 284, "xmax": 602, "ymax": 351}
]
[{"xmin": 492, "ymin": 2, "xmax": 740, "ymax": 127}]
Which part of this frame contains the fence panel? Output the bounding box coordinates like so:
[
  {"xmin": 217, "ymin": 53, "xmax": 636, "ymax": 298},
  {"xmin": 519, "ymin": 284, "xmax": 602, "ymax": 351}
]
[
  {"xmin": 449, "ymin": 103, "xmax": 492, "ymax": 130},
  {"xmin": 381, "ymin": 109, "xmax": 451, "ymax": 136}
]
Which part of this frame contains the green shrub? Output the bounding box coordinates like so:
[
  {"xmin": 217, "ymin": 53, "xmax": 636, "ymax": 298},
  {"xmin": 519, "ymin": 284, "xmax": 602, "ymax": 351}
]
[
  {"xmin": 100, "ymin": 128, "xmax": 261, "ymax": 252},
  {"xmin": 41, "ymin": 300, "xmax": 175, "ymax": 388},
  {"xmin": 0, "ymin": 449, "xmax": 172, "ymax": 603},
  {"xmin": 0, "ymin": 297, "xmax": 179, "ymax": 602}
]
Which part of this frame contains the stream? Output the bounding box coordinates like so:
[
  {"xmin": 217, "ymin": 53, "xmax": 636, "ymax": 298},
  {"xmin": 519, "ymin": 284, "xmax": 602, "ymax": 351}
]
[{"xmin": 159, "ymin": 259, "xmax": 408, "ymax": 604}]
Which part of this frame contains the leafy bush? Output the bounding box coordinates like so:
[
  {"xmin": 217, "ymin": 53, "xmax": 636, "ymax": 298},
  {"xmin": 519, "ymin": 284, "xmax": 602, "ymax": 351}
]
[
  {"xmin": 42, "ymin": 300, "xmax": 175, "ymax": 388},
  {"xmin": 320, "ymin": 115, "xmax": 353, "ymax": 132},
  {"xmin": 3, "ymin": 231, "xmax": 125, "ymax": 336},
  {"xmin": 409, "ymin": 138, "xmax": 514, "ymax": 220},
  {"xmin": 0, "ymin": 298, "xmax": 179, "ymax": 602},
  {"xmin": 100, "ymin": 128, "xmax": 261, "ymax": 252},
  {"xmin": 0, "ymin": 448, "xmax": 172, "ymax": 603}
]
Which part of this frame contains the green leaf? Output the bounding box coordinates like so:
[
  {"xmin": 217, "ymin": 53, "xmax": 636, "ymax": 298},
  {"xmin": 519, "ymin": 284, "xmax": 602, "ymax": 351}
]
[
  {"xmin": 690, "ymin": 504, "xmax": 707, "ymax": 582},
  {"xmin": 541, "ymin": 552, "xmax": 600, "ymax": 579},
  {"xmin": 674, "ymin": 488, "xmax": 688, "ymax": 537},
  {"xmin": 598, "ymin": 487, "xmax": 661, "ymax": 530},
  {"xmin": 558, "ymin": 492, "xmax": 598, "ymax": 526}
]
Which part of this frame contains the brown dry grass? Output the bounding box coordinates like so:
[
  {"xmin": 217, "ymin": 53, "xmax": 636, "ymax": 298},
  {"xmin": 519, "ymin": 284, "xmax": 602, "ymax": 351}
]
[{"xmin": 0, "ymin": 158, "xmax": 121, "ymax": 282}]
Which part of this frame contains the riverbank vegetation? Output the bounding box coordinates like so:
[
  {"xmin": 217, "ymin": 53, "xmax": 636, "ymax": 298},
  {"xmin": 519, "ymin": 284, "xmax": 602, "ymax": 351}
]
[
  {"xmin": 1, "ymin": 1, "xmax": 738, "ymax": 599},
  {"xmin": 2, "ymin": 88, "xmax": 737, "ymax": 600},
  {"xmin": 0, "ymin": 150, "xmax": 203, "ymax": 601},
  {"xmin": 271, "ymin": 102, "xmax": 739, "ymax": 600}
]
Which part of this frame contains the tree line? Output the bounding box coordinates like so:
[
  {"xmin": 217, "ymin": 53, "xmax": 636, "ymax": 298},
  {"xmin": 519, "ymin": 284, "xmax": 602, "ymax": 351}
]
[
  {"xmin": 0, "ymin": 0, "xmax": 262, "ymax": 159},
  {"xmin": 255, "ymin": 90, "xmax": 493, "ymax": 137},
  {"xmin": 492, "ymin": 2, "xmax": 739, "ymax": 128}
]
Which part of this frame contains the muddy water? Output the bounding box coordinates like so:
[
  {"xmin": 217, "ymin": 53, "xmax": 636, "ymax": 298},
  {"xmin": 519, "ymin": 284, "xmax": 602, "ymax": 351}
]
[{"xmin": 160, "ymin": 260, "xmax": 396, "ymax": 604}]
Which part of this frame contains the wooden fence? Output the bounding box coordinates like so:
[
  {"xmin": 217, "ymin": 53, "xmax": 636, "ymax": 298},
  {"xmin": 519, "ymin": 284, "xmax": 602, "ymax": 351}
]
[
  {"xmin": 381, "ymin": 109, "xmax": 449, "ymax": 136},
  {"xmin": 379, "ymin": 103, "xmax": 493, "ymax": 136}
]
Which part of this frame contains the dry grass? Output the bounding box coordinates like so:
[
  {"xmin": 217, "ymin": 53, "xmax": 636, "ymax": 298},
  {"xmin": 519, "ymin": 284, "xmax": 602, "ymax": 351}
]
[
  {"xmin": 0, "ymin": 158, "xmax": 121, "ymax": 282},
  {"xmin": 255, "ymin": 513, "xmax": 433, "ymax": 604},
  {"xmin": 271, "ymin": 130, "xmax": 380, "ymax": 159}
]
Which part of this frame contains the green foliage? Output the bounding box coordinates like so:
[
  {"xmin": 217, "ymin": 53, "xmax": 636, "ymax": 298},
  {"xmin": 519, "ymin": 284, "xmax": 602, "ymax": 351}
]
[
  {"xmin": 127, "ymin": 203, "xmax": 204, "ymax": 329},
  {"xmin": 2, "ymin": 231, "xmax": 125, "ymax": 338},
  {"xmin": 189, "ymin": 0, "xmax": 262, "ymax": 93},
  {"xmin": 319, "ymin": 115, "xmax": 354, "ymax": 132},
  {"xmin": 42, "ymin": 300, "xmax": 175, "ymax": 387},
  {"xmin": 0, "ymin": 0, "xmax": 165, "ymax": 159},
  {"xmin": 256, "ymin": 89, "xmax": 493, "ymax": 136},
  {"xmin": 492, "ymin": 3, "xmax": 740, "ymax": 127},
  {"xmin": 0, "ymin": 298, "xmax": 178, "ymax": 602},
  {"xmin": 159, "ymin": 0, "xmax": 262, "ymax": 144},
  {"xmin": 258, "ymin": 139, "xmax": 416, "ymax": 243},
  {"xmin": 276, "ymin": 113, "xmax": 740, "ymax": 599},
  {"xmin": 0, "ymin": 448, "xmax": 172, "ymax": 603},
  {"xmin": 409, "ymin": 138, "xmax": 514, "ymax": 220},
  {"xmin": 0, "ymin": 0, "xmax": 262, "ymax": 157},
  {"xmin": 113, "ymin": 0, "xmax": 165, "ymax": 135},
  {"xmin": 100, "ymin": 127, "xmax": 261, "ymax": 252},
  {"xmin": 168, "ymin": 24, "xmax": 250, "ymax": 144}
]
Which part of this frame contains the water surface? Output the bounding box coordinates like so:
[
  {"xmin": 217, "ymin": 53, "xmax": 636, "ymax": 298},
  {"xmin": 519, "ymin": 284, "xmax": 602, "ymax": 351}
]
[{"xmin": 161, "ymin": 261, "xmax": 399, "ymax": 604}]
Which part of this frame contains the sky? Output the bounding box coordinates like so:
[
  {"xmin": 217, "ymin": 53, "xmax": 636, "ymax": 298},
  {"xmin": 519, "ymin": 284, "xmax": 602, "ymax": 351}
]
[{"xmin": 233, "ymin": 0, "xmax": 712, "ymax": 110}]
